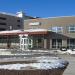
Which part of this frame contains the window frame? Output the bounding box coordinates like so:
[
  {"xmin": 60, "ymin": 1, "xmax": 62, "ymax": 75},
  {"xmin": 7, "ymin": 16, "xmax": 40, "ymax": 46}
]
[
  {"xmin": 68, "ymin": 25, "xmax": 75, "ymax": 33},
  {"xmin": 51, "ymin": 26, "xmax": 63, "ymax": 33}
]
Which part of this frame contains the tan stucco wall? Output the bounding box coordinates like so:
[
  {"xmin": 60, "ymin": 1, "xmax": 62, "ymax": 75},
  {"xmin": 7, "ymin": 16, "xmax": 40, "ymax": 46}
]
[{"xmin": 24, "ymin": 16, "xmax": 75, "ymax": 38}]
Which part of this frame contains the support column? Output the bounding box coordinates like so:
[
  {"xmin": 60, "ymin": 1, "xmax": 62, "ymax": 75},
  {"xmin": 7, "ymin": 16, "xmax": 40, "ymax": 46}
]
[
  {"xmin": 44, "ymin": 39, "xmax": 47, "ymax": 49},
  {"xmin": 50, "ymin": 39, "xmax": 52, "ymax": 49},
  {"xmin": 62, "ymin": 39, "xmax": 67, "ymax": 47},
  {"xmin": 7, "ymin": 36, "xmax": 11, "ymax": 49},
  {"xmin": 19, "ymin": 34, "xmax": 23, "ymax": 50}
]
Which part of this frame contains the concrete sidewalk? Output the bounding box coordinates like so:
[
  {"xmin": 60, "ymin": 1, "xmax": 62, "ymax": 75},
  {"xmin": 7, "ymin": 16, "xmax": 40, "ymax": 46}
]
[{"xmin": 57, "ymin": 54, "xmax": 75, "ymax": 75}]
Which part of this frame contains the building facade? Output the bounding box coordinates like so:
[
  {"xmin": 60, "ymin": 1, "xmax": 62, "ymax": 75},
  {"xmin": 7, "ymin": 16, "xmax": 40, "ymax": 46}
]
[
  {"xmin": 0, "ymin": 11, "xmax": 35, "ymax": 49},
  {"xmin": 23, "ymin": 16, "xmax": 75, "ymax": 50},
  {"xmin": 0, "ymin": 13, "xmax": 75, "ymax": 50},
  {"xmin": 0, "ymin": 11, "xmax": 35, "ymax": 31},
  {"xmin": 0, "ymin": 12, "xmax": 23, "ymax": 31}
]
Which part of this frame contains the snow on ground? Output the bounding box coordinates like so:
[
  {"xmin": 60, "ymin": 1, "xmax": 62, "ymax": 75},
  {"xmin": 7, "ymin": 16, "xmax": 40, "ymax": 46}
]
[
  {"xmin": 0, "ymin": 56, "xmax": 68, "ymax": 70},
  {"xmin": 0, "ymin": 49, "xmax": 69, "ymax": 70},
  {"xmin": 57, "ymin": 49, "xmax": 75, "ymax": 54}
]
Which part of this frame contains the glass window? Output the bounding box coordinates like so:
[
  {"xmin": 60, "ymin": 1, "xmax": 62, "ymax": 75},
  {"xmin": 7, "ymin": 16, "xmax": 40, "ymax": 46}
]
[
  {"xmin": 0, "ymin": 17, "xmax": 6, "ymax": 20},
  {"xmin": 52, "ymin": 39, "xmax": 62, "ymax": 48},
  {"xmin": 17, "ymin": 25, "xmax": 20, "ymax": 27},
  {"xmin": 17, "ymin": 20, "xmax": 20, "ymax": 22},
  {"xmin": 52, "ymin": 39, "xmax": 56, "ymax": 48},
  {"xmin": 0, "ymin": 23, "xmax": 6, "ymax": 25},
  {"xmin": 67, "ymin": 39, "xmax": 75, "ymax": 48},
  {"xmin": 52, "ymin": 26, "xmax": 63, "ymax": 33},
  {"xmin": 68, "ymin": 25, "xmax": 75, "ymax": 33},
  {"xmin": 0, "ymin": 28, "xmax": 6, "ymax": 31}
]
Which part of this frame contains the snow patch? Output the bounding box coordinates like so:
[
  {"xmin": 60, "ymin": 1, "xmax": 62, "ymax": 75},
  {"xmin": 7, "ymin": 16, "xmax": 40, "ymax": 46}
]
[{"xmin": 0, "ymin": 56, "xmax": 68, "ymax": 70}]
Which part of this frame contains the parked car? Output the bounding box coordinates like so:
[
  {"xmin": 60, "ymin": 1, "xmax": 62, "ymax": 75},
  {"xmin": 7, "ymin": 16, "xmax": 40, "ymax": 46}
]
[
  {"xmin": 57, "ymin": 47, "xmax": 75, "ymax": 54},
  {"xmin": 60, "ymin": 47, "xmax": 67, "ymax": 51}
]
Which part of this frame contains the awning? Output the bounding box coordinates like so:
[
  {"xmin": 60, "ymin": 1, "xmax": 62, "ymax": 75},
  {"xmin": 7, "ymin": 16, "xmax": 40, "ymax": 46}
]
[{"xmin": 0, "ymin": 29, "xmax": 51, "ymax": 36}]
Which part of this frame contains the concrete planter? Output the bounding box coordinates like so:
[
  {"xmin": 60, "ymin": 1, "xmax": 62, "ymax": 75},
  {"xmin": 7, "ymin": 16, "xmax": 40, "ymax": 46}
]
[
  {"xmin": 0, "ymin": 56, "xmax": 69, "ymax": 75},
  {"xmin": 0, "ymin": 68, "xmax": 65, "ymax": 75}
]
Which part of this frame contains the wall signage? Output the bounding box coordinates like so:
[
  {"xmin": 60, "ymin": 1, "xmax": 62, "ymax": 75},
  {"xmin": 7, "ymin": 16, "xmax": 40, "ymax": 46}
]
[{"xmin": 29, "ymin": 22, "xmax": 41, "ymax": 26}]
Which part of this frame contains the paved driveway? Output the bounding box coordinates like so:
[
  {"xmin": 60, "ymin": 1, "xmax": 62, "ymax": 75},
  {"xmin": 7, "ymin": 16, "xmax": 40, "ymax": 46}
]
[{"xmin": 57, "ymin": 54, "xmax": 75, "ymax": 75}]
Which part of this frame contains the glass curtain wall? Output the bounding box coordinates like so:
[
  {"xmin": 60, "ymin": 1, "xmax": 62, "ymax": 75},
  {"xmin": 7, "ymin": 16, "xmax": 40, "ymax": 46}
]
[
  {"xmin": 0, "ymin": 36, "xmax": 19, "ymax": 49},
  {"xmin": 52, "ymin": 39, "xmax": 62, "ymax": 49},
  {"xmin": 33, "ymin": 37, "xmax": 44, "ymax": 49},
  {"xmin": 67, "ymin": 39, "xmax": 75, "ymax": 49}
]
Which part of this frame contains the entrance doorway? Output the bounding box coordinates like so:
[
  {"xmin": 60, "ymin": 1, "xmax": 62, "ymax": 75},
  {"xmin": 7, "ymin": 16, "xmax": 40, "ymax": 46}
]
[{"xmin": 20, "ymin": 35, "xmax": 33, "ymax": 50}]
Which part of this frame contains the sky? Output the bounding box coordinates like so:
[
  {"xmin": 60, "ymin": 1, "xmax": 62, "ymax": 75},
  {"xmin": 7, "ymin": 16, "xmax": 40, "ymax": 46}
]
[{"xmin": 0, "ymin": 0, "xmax": 75, "ymax": 18}]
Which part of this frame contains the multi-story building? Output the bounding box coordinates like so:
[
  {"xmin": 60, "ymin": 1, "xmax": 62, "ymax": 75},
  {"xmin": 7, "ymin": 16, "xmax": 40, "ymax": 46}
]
[
  {"xmin": 0, "ymin": 13, "xmax": 75, "ymax": 50},
  {"xmin": 0, "ymin": 11, "xmax": 35, "ymax": 49},
  {"xmin": 0, "ymin": 11, "xmax": 35, "ymax": 31},
  {"xmin": 0, "ymin": 12, "xmax": 23, "ymax": 31},
  {"xmin": 23, "ymin": 16, "xmax": 75, "ymax": 50}
]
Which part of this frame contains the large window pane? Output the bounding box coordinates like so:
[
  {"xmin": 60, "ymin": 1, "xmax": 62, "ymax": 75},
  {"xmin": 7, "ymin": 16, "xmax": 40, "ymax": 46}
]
[
  {"xmin": 68, "ymin": 25, "xmax": 75, "ymax": 33},
  {"xmin": 67, "ymin": 39, "xmax": 75, "ymax": 48},
  {"xmin": 52, "ymin": 26, "xmax": 63, "ymax": 33},
  {"xmin": 52, "ymin": 39, "xmax": 62, "ymax": 48}
]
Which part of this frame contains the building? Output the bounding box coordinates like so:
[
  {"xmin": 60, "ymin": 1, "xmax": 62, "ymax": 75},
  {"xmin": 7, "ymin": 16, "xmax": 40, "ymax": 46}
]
[
  {"xmin": 0, "ymin": 11, "xmax": 35, "ymax": 49},
  {"xmin": 0, "ymin": 12, "xmax": 23, "ymax": 31},
  {"xmin": 23, "ymin": 16, "xmax": 75, "ymax": 50},
  {"xmin": 0, "ymin": 11, "xmax": 35, "ymax": 31},
  {"xmin": 0, "ymin": 13, "xmax": 75, "ymax": 50}
]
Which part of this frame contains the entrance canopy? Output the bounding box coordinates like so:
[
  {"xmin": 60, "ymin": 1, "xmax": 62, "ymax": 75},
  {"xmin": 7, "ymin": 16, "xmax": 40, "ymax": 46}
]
[
  {"xmin": 0, "ymin": 29, "xmax": 51, "ymax": 36},
  {"xmin": 0, "ymin": 29, "xmax": 51, "ymax": 50}
]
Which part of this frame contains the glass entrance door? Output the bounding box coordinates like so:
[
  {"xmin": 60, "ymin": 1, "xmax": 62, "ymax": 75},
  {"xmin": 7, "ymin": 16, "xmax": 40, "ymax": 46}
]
[
  {"xmin": 20, "ymin": 38, "xmax": 28, "ymax": 50},
  {"xmin": 20, "ymin": 36, "xmax": 33, "ymax": 50}
]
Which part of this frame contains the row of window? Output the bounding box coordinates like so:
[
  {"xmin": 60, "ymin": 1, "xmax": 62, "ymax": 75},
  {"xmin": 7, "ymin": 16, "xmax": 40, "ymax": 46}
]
[
  {"xmin": 0, "ymin": 17, "xmax": 21, "ymax": 22},
  {"xmin": 0, "ymin": 17, "xmax": 6, "ymax": 20},
  {"xmin": 52, "ymin": 39, "xmax": 75, "ymax": 49},
  {"xmin": 0, "ymin": 37, "xmax": 19, "ymax": 43},
  {"xmin": 0, "ymin": 23, "xmax": 6, "ymax": 25},
  {"xmin": 51, "ymin": 25, "xmax": 75, "ymax": 33},
  {"xmin": 0, "ymin": 24, "xmax": 20, "ymax": 31},
  {"xmin": 29, "ymin": 25, "xmax": 75, "ymax": 33}
]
